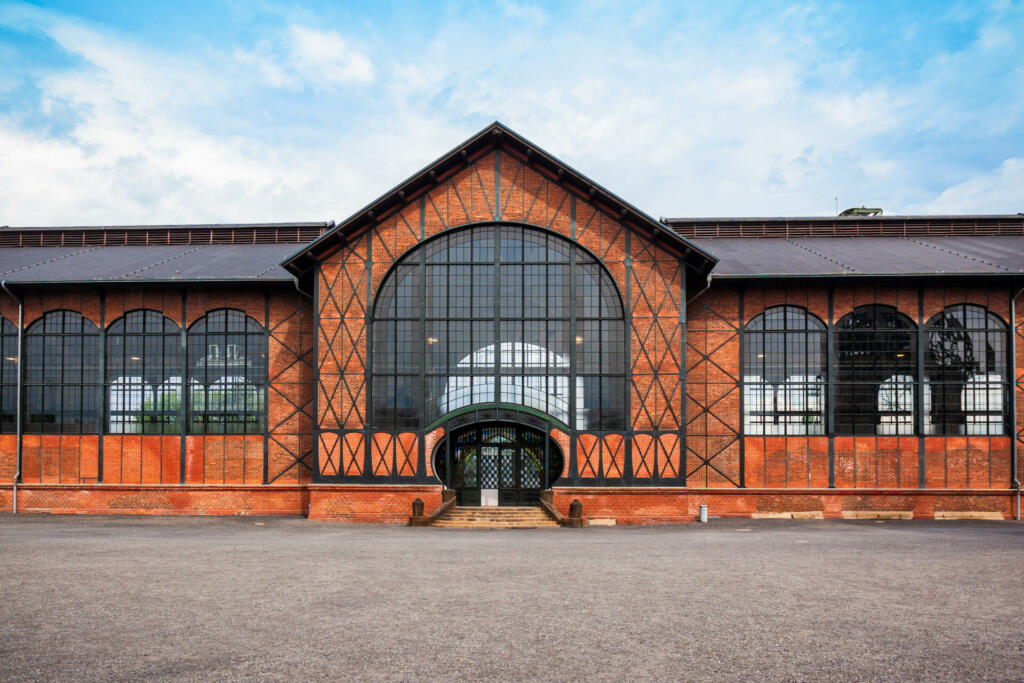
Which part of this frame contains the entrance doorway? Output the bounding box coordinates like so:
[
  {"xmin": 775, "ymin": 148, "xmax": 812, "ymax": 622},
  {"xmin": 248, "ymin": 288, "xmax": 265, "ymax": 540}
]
[{"xmin": 434, "ymin": 423, "xmax": 563, "ymax": 506}]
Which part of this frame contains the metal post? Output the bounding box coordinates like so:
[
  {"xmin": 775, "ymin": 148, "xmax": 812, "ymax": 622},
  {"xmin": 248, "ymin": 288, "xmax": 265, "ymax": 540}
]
[
  {"xmin": 97, "ymin": 289, "xmax": 105, "ymax": 483},
  {"xmin": 543, "ymin": 419, "xmax": 550, "ymax": 490},
  {"xmin": 263, "ymin": 291, "xmax": 270, "ymax": 485},
  {"xmin": 917, "ymin": 284, "xmax": 926, "ymax": 489},
  {"xmin": 568, "ymin": 196, "xmax": 578, "ymax": 482},
  {"xmin": 445, "ymin": 428, "xmax": 452, "ymax": 490},
  {"xmin": 363, "ymin": 231, "xmax": 373, "ymax": 480},
  {"xmin": 180, "ymin": 289, "xmax": 187, "ymax": 484},
  {"xmin": 1, "ymin": 282, "xmax": 23, "ymax": 513},
  {"xmin": 14, "ymin": 291, "xmax": 22, "ymax": 511},
  {"xmin": 738, "ymin": 286, "xmax": 745, "ymax": 488},
  {"xmin": 311, "ymin": 274, "xmax": 320, "ymax": 481},
  {"xmin": 623, "ymin": 224, "xmax": 633, "ymax": 483},
  {"xmin": 827, "ymin": 285, "xmax": 835, "ymax": 488},
  {"xmin": 679, "ymin": 260, "xmax": 686, "ymax": 486},
  {"xmin": 1010, "ymin": 285, "xmax": 1020, "ymax": 519}
]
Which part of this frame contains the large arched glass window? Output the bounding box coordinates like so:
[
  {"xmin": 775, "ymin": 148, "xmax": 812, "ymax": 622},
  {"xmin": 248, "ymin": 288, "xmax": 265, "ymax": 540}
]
[
  {"xmin": 742, "ymin": 305, "xmax": 826, "ymax": 435},
  {"xmin": 925, "ymin": 304, "xmax": 1008, "ymax": 435},
  {"xmin": 0, "ymin": 317, "xmax": 17, "ymax": 432},
  {"xmin": 371, "ymin": 224, "xmax": 626, "ymax": 430},
  {"xmin": 187, "ymin": 309, "xmax": 266, "ymax": 434},
  {"xmin": 835, "ymin": 304, "xmax": 917, "ymax": 435},
  {"xmin": 106, "ymin": 310, "xmax": 182, "ymax": 434},
  {"xmin": 25, "ymin": 311, "xmax": 100, "ymax": 433}
]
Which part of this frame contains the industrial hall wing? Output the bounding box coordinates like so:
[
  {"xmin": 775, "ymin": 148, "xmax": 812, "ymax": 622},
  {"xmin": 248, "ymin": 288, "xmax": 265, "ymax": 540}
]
[{"xmin": 1, "ymin": 122, "xmax": 1022, "ymax": 524}]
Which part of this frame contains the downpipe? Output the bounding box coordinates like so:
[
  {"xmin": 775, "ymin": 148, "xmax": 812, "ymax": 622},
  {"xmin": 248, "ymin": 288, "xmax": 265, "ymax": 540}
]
[
  {"xmin": 293, "ymin": 274, "xmax": 313, "ymax": 299},
  {"xmin": 686, "ymin": 273, "xmax": 713, "ymax": 304},
  {"xmin": 0, "ymin": 281, "xmax": 21, "ymax": 514}
]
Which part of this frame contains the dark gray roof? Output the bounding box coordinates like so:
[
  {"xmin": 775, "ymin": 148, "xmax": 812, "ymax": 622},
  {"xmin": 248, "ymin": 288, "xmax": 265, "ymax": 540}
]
[
  {"xmin": 0, "ymin": 244, "xmax": 300, "ymax": 283},
  {"xmin": 1, "ymin": 231, "xmax": 1021, "ymax": 284},
  {"xmin": 666, "ymin": 214, "xmax": 1024, "ymax": 223},
  {"xmin": 694, "ymin": 236, "xmax": 1024, "ymax": 278},
  {"xmin": 0, "ymin": 221, "xmax": 330, "ymax": 232}
]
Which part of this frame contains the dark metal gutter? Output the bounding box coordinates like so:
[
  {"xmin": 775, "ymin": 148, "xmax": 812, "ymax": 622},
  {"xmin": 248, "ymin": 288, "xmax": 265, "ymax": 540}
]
[
  {"xmin": 0, "ymin": 278, "xmax": 298, "ymax": 285},
  {"xmin": 706, "ymin": 272, "xmax": 1024, "ymax": 280}
]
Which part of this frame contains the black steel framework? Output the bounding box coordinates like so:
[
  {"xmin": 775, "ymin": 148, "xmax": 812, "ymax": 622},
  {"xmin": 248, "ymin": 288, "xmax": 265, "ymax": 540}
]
[
  {"xmin": 742, "ymin": 305, "xmax": 826, "ymax": 435},
  {"xmin": 925, "ymin": 303, "xmax": 1009, "ymax": 436},
  {"xmin": 106, "ymin": 310, "xmax": 183, "ymax": 434},
  {"xmin": 370, "ymin": 223, "xmax": 625, "ymax": 432},
  {"xmin": 24, "ymin": 311, "xmax": 101, "ymax": 434},
  {"xmin": 187, "ymin": 308, "xmax": 267, "ymax": 434},
  {"xmin": 433, "ymin": 422, "xmax": 563, "ymax": 506},
  {"xmin": 0, "ymin": 317, "xmax": 16, "ymax": 432}
]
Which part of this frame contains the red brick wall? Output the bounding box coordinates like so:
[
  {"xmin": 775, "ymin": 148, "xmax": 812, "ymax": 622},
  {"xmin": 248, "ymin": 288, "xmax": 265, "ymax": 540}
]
[
  {"xmin": 307, "ymin": 485, "xmax": 442, "ymax": 523},
  {"xmin": 551, "ymin": 487, "xmax": 1016, "ymax": 523},
  {"xmin": 1, "ymin": 484, "xmax": 308, "ymax": 515}
]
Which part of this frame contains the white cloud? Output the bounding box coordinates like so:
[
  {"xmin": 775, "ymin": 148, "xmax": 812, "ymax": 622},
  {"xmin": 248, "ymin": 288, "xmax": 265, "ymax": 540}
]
[
  {"xmin": 906, "ymin": 158, "xmax": 1024, "ymax": 214},
  {"xmin": 235, "ymin": 24, "xmax": 373, "ymax": 91},
  {"xmin": 287, "ymin": 25, "xmax": 374, "ymax": 86},
  {"xmin": 0, "ymin": 2, "xmax": 1020, "ymax": 226},
  {"xmin": 499, "ymin": 1, "xmax": 546, "ymax": 25}
]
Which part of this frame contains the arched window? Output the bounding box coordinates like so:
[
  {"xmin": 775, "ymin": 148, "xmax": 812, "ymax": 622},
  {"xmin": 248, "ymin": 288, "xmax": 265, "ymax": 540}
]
[
  {"xmin": 835, "ymin": 304, "xmax": 917, "ymax": 435},
  {"xmin": 742, "ymin": 306, "xmax": 826, "ymax": 435},
  {"xmin": 371, "ymin": 224, "xmax": 626, "ymax": 430},
  {"xmin": 0, "ymin": 317, "xmax": 17, "ymax": 432},
  {"xmin": 925, "ymin": 304, "xmax": 1008, "ymax": 435},
  {"xmin": 25, "ymin": 311, "xmax": 100, "ymax": 433},
  {"xmin": 106, "ymin": 310, "xmax": 182, "ymax": 434},
  {"xmin": 187, "ymin": 309, "xmax": 266, "ymax": 434}
]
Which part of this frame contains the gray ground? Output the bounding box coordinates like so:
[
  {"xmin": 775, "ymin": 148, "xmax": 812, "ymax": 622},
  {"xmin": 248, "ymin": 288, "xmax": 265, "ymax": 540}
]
[{"xmin": 1, "ymin": 516, "xmax": 1022, "ymax": 682}]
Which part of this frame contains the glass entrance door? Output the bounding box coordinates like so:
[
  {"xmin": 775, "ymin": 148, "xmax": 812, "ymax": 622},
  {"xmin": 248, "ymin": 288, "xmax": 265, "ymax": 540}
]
[{"xmin": 436, "ymin": 423, "xmax": 563, "ymax": 507}]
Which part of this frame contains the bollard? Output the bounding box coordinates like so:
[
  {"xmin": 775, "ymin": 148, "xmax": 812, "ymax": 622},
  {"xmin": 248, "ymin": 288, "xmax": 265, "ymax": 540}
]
[
  {"xmin": 699, "ymin": 504, "xmax": 708, "ymax": 523},
  {"xmin": 569, "ymin": 499, "xmax": 582, "ymax": 519},
  {"xmin": 412, "ymin": 498, "xmax": 424, "ymax": 517}
]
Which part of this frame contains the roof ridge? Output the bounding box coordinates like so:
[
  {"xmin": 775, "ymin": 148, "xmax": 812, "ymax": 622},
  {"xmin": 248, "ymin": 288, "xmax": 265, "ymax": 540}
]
[
  {"xmin": 116, "ymin": 245, "xmax": 209, "ymax": 279},
  {"xmin": 902, "ymin": 236, "xmax": 1011, "ymax": 273},
  {"xmin": 0, "ymin": 246, "xmax": 100, "ymax": 277},
  {"xmin": 782, "ymin": 238, "xmax": 856, "ymax": 272}
]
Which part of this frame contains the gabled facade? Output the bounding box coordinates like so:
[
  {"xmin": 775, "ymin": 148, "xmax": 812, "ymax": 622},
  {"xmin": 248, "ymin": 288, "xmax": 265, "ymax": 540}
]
[{"xmin": 0, "ymin": 123, "xmax": 1022, "ymax": 522}]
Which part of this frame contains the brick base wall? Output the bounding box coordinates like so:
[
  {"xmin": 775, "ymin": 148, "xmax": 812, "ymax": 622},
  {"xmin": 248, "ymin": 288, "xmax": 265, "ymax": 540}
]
[
  {"xmin": 307, "ymin": 485, "xmax": 444, "ymax": 523},
  {"xmin": 1, "ymin": 484, "xmax": 1016, "ymax": 522},
  {"xmin": 0, "ymin": 484, "xmax": 309, "ymax": 516},
  {"xmin": 551, "ymin": 487, "xmax": 1020, "ymax": 523}
]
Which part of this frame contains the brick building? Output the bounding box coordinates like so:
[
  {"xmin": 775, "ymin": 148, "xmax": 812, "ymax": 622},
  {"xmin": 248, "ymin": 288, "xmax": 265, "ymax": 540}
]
[{"xmin": 1, "ymin": 122, "xmax": 1021, "ymax": 523}]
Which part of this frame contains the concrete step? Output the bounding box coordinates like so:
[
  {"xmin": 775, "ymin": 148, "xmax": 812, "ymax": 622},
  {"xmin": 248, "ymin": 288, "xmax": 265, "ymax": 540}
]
[
  {"xmin": 445, "ymin": 511, "xmax": 551, "ymax": 516},
  {"xmin": 435, "ymin": 516, "xmax": 554, "ymax": 520},
  {"xmin": 432, "ymin": 528, "xmax": 561, "ymax": 532},
  {"xmin": 431, "ymin": 506, "xmax": 560, "ymax": 529}
]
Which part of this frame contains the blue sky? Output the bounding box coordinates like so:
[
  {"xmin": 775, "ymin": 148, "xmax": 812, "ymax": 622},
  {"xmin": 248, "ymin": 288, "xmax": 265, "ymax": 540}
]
[{"xmin": 0, "ymin": 1, "xmax": 1021, "ymax": 226}]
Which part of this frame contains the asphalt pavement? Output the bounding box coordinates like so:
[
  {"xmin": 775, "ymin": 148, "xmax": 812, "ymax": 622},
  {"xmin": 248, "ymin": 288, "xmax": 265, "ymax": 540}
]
[{"xmin": 1, "ymin": 515, "xmax": 1022, "ymax": 681}]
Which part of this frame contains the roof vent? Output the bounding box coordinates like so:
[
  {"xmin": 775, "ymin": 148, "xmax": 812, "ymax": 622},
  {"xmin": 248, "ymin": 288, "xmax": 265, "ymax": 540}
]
[{"xmin": 839, "ymin": 206, "xmax": 882, "ymax": 217}]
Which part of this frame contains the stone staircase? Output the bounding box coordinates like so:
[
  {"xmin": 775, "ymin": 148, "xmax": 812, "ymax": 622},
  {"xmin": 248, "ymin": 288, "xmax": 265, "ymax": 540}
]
[{"xmin": 431, "ymin": 505, "xmax": 560, "ymax": 529}]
